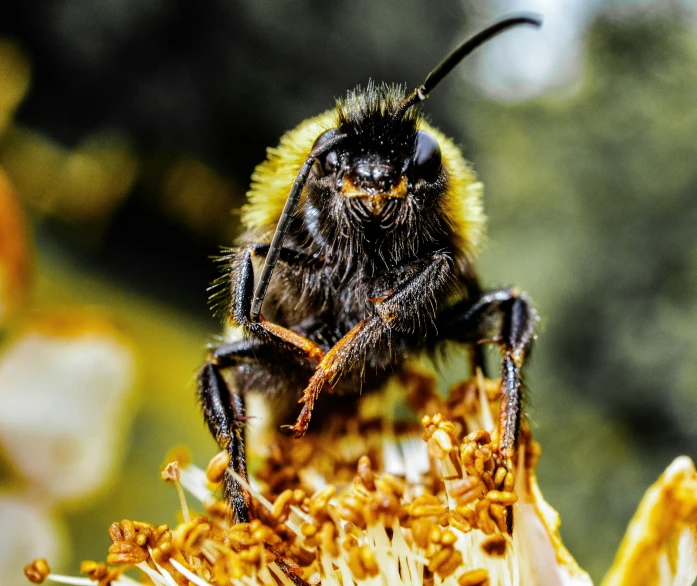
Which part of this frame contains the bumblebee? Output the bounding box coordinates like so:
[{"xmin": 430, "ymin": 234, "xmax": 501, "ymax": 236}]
[{"xmin": 199, "ymin": 15, "xmax": 541, "ymax": 523}]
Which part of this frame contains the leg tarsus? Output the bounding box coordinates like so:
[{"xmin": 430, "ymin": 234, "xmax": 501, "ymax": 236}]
[
  {"xmin": 499, "ymin": 352, "xmax": 522, "ymax": 461},
  {"xmin": 498, "ymin": 294, "xmax": 536, "ymax": 460},
  {"xmin": 265, "ymin": 544, "xmax": 312, "ymax": 586},
  {"xmin": 440, "ymin": 289, "xmax": 537, "ymax": 463},
  {"xmin": 288, "ymin": 317, "xmax": 383, "ymax": 437},
  {"xmin": 283, "ymin": 369, "xmax": 331, "ymax": 438}
]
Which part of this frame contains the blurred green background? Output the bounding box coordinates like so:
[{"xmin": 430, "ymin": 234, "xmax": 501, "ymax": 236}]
[{"xmin": 1, "ymin": 0, "xmax": 696, "ymax": 582}]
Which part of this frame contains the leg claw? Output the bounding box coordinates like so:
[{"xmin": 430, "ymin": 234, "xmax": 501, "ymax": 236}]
[{"xmin": 280, "ymin": 422, "xmax": 308, "ymax": 438}]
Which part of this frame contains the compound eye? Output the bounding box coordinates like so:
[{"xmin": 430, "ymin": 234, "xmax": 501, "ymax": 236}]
[
  {"xmin": 311, "ymin": 128, "xmax": 341, "ymax": 178},
  {"xmin": 412, "ymin": 131, "xmax": 442, "ymax": 182},
  {"xmin": 312, "ymin": 128, "xmax": 341, "ymax": 151}
]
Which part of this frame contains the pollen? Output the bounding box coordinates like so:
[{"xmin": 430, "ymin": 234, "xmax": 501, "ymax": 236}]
[
  {"xmin": 24, "ymin": 371, "xmax": 593, "ymax": 586},
  {"xmin": 24, "ymin": 559, "xmax": 50, "ymax": 584}
]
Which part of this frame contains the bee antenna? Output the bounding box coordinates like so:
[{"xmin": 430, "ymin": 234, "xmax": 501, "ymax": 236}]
[
  {"xmin": 394, "ymin": 13, "xmax": 543, "ymax": 122},
  {"xmin": 250, "ymin": 134, "xmax": 346, "ymax": 321}
]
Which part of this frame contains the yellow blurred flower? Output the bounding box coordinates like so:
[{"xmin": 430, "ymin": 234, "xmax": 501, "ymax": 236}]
[
  {"xmin": 0, "ymin": 167, "xmax": 32, "ymax": 326},
  {"xmin": 0, "ymin": 169, "xmax": 138, "ymax": 585}
]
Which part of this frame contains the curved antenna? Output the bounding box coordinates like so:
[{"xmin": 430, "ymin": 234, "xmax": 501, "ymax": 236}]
[
  {"xmin": 394, "ymin": 13, "xmax": 543, "ymax": 122},
  {"xmin": 249, "ymin": 14, "xmax": 542, "ymax": 320},
  {"xmin": 250, "ymin": 134, "xmax": 345, "ymax": 321}
]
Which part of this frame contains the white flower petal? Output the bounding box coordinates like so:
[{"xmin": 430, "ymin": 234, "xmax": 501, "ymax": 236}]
[
  {"xmin": 0, "ymin": 319, "xmax": 136, "ymax": 502},
  {"xmin": 515, "ymin": 476, "xmax": 594, "ymax": 586},
  {"xmin": 0, "ymin": 494, "xmax": 64, "ymax": 586}
]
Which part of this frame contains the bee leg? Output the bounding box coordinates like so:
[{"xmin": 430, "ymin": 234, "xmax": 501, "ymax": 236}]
[
  {"xmin": 470, "ymin": 344, "xmax": 488, "ymax": 379},
  {"xmin": 231, "ymin": 244, "xmax": 325, "ymax": 363},
  {"xmin": 197, "ymin": 339, "xmax": 260, "ymax": 523},
  {"xmin": 289, "ymin": 252, "xmax": 453, "ymax": 437},
  {"xmin": 438, "ymin": 289, "xmax": 537, "ymax": 465},
  {"xmin": 287, "ymin": 316, "xmax": 384, "ymax": 437}
]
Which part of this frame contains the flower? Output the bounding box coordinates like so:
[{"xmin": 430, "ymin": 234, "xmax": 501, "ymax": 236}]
[
  {"xmin": 21, "ymin": 359, "xmax": 695, "ymax": 586},
  {"xmin": 18, "ymin": 357, "xmax": 697, "ymax": 586},
  {"xmin": 0, "ymin": 167, "xmax": 138, "ymax": 586}
]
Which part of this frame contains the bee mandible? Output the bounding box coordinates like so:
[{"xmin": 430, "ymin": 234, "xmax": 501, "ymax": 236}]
[{"xmin": 199, "ymin": 15, "xmax": 542, "ymax": 523}]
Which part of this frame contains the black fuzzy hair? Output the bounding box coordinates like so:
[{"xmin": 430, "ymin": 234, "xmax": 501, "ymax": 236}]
[{"xmin": 335, "ymin": 82, "xmax": 420, "ymax": 139}]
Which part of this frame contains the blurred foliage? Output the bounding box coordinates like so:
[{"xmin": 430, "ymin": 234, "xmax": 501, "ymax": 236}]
[
  {"xmin": 0, "ymin": 40, "xmax": 30, "ymax": 136},
  {"xmin": 472, "ymin": 13, "xmax": 697, "ymax": 578},
  {"xmin": 0, "ymin": 1, "xmax": 696, "ymax": 583},
  {"xmin": 1, "ymin": 0, "xmax": 470, "ymax": 307}
]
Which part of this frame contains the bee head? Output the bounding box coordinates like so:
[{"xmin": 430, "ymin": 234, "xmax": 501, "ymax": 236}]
[
  {"xmin": 247, "ymin": 15, "xmax": 542, "ymax": 319},
  {"xmin": 301, "ymin": 14, "xmax": 542, "ymax": 234},
  {"xmin": 306, "ymin": 84, "xmax": 445, "ymax": 231}
]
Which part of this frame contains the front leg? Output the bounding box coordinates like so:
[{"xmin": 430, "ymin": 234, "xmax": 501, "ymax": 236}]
[
  {"xmin": 199, "ymin": 243, "xmax": 325, "ymax": 521},
  {"xmin": 287, "ymin": 252, "xmax": 453, "ymax": 436},
  {"xmin": 227, "ymin": 243, "xmax": 325, "ymax": 362}
]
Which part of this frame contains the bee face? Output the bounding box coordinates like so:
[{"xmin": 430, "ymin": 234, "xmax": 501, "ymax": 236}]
[{"xmin": 308, "ymin": 101, "xmax": 444, "ymax": 231}]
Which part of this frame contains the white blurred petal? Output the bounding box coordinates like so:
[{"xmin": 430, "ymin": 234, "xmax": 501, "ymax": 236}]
[
  {"xmin": 0, "ymin": 322, "xmax": 136, "ymax": 502},
  {"xmin": 515, "ymin": 468, "xmax": 594, "ymax": 585},
  {"xmin": 0, "ymin": 494, "xmax": 64, "ymax": 586}
]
